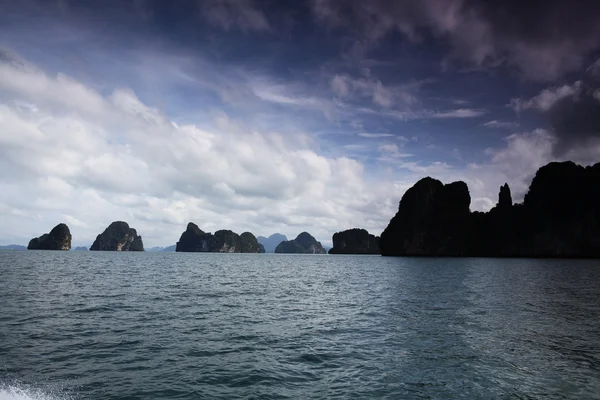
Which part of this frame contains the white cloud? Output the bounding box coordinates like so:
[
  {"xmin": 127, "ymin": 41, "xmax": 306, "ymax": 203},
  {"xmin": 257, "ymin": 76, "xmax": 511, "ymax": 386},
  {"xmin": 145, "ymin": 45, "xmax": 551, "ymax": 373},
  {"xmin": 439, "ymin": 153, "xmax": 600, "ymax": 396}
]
[
  {"xmin": 481, "ymin": 120, "xmax": 519, "ymax": 129},
  {"xmin": 358, "ymin": 133, "xmax": 394, "ymax": 138},
  {"xmin": 0, "ymin": 54, "xmax": 403, "ymax": 247},
  {"xmin": 509, "ymin": 81, "xmax": 582, "ymax": 112},
  {"xmin": 431, "ymin": 108, "xmax": 486, "ymax": 118}
]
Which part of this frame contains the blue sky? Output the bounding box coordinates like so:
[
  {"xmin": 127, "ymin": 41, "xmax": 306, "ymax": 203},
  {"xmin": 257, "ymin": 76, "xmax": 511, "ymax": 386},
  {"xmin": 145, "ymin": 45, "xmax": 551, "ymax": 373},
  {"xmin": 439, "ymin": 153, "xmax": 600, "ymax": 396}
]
[{"xmin": 1, "ymin": 0, "xmax": 600, "ymax": 247}]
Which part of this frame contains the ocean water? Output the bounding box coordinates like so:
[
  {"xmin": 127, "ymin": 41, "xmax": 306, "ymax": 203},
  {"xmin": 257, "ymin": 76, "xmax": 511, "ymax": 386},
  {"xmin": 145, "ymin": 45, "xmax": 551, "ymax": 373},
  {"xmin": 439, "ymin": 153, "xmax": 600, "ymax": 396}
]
[{"xmin": 1, "ymin": 252, "xmax": 599, "ymax": 399}]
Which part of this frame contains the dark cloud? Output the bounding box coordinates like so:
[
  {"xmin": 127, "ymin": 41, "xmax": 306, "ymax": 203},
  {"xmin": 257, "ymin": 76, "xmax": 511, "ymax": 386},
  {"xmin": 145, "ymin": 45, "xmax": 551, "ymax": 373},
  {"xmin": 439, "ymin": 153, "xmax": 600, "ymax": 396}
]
[
  {"xmin": 311, "ymin": 0, "xmax": 600, "ymax": 81},
  {"xmin": 547, "ymin": 74, "xmax": 600, "ymax": 156}
]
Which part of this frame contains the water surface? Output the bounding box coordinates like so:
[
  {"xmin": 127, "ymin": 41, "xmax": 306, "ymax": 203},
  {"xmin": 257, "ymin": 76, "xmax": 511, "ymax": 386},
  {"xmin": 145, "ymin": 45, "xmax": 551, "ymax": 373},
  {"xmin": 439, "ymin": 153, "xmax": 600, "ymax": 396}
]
[{"xmin": 1, "ymin": 252, "xmax": 599, "ymax": 399}]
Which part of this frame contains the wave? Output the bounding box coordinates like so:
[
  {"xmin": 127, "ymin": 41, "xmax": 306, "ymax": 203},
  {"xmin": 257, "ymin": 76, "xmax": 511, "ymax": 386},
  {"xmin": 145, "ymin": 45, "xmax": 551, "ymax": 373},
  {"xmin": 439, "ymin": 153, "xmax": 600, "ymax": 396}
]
[{"xmin": 0, "ymin": 385, "xmax": 73, "ymax": 400}]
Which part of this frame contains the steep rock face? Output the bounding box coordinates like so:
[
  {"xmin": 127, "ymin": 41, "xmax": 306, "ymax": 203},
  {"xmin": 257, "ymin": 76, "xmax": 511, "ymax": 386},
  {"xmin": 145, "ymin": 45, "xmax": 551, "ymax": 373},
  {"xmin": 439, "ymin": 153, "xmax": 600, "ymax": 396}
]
[
  {"xmin": 329, "ymin": 228, "xmax": 380, "ymax": 254},
  {"xmin": 275, "ymin": 232, "xmax": 326, "ymax": 254},
  {"xmin": 175, "ymin": 223, "xmax": 263, "ymax": 253},
  {"xmin": 381, "ymin": 161, "xmax": 600, "ymax": 258},
  {"xmin": 90, "ymin": 221, "xmax": 144, "ymax": 251},
  {"xmin": 380, "ymin": 178, "xmax": 471, "ymax": 256},
  {"xmin": 240, "ymin": 232, "xmax": 263, "ymax": 253},
  {"xmin": 257, "ymin": 233, "xmax": 288, "ymax": 253},
  {"xmin": 27, "ymin": 223, "xmax": 71, "ymax": 250}
]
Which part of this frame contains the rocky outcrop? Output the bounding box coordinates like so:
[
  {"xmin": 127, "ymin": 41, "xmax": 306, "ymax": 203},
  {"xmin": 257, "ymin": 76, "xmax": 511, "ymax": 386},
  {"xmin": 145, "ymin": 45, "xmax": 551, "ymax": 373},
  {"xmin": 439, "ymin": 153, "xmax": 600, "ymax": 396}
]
[
  {"xmin": 257, "ymin": 233, "xmax": 288, "ymax": 253},
  {"xmin": 240, "ymin": 232, "xmax": 263, "ymax": 253},
  {"xmin": 329, "ymin": 228, "xmax": 380, "ymax": 254},
  {"xmin": 27, "ymin": 223, "xmax": 71, "ymax": 250},
  {"xmin": 380, "ymin": 178, "xmax": 472, "ymax": 256},
  {"xmin": 381, "ymin": 161, "xmax": 600, "ymax": 258},
  {"xmin": 275, "ymin": 232, "xmax": 326, "ymax": 254},
  {"xmin": 175, "ymin": 223, "xmax": 264, "ymax": 253},
  {"xmin": 90, "ymin": 221, "xmax": 144, "ymax": 251}
]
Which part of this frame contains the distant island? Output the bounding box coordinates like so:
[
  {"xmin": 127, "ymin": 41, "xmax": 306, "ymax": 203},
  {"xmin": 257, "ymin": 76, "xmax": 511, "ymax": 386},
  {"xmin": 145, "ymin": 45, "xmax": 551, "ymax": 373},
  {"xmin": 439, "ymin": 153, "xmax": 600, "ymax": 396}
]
[
  {"xmin": 275, "ymin": 232, "xmax": 326, "ymax": 254},
  {"xmin": 90, "ymin": 221, "xmax": 144, "ymax": 251},
  {"xmin": 73, "ymin": 246, "xmax": 88, "ymax": 251},
  {"xmin": 176, "ymin": 223, "xmax": 264, "ymax": 253},
  {"xmin": 17, "ymin": 161, "xmax": 600, "ymax": 258},
  {"xmin": 147, "ymin": 245, "xmax": 176, "ymax": 252},
  {"xmin": 0, "ymin": 244, "xmax": 26, "ymax": 251},
  {"xmin": 381, "ymin": 161, "xmax": 600, "ymax": 258},
  {"xmin": 28, "ymin": 223, "xmax": 71, "ymax": 250},
  {"xmin": 329, "ymin": 229, "xmax": 380, "ymax": 254},
  {"xmin": 257, "ymin": 233, "xmax": 287, "ymax": 253}
]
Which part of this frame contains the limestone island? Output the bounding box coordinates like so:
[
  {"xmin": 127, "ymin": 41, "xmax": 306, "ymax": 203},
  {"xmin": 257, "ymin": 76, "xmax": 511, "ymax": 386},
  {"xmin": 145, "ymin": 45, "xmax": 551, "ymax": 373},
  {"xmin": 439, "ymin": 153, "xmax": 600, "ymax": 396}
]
[
  {"xmin": 90, "ymin": 221, "xmax": 144, "ymax": 251},
  {"xmin": 27, "ymin": 223, "xmax": 72, "ymax": 250},
  {"xmin": 175, "ymin": 222, "xmax": 265, "ymax": 253},
  {"xmin": 275, "ymin": 232, "xmax": 326, "ymax": 254}
]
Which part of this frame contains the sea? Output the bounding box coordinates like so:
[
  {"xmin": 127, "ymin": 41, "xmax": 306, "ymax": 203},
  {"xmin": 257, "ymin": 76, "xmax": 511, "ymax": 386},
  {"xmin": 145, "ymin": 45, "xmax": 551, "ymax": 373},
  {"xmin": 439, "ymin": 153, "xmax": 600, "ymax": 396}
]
[{"xmin": 1, "ymin": 251, "xmax": 599, "ymax": 399}]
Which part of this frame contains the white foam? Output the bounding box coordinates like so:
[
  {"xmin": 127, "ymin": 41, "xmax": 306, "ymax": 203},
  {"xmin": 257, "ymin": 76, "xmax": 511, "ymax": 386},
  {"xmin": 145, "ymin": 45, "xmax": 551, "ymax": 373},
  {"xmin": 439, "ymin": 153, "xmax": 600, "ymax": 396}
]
[{"xmin": 0, "ymin": 386, "xmax": 69, "ymax": 400}]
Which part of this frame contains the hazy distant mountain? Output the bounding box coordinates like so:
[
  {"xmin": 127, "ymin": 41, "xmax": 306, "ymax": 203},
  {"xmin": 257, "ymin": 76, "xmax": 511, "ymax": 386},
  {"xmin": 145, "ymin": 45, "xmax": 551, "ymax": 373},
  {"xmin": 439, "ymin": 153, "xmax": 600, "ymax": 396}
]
[
  {"xmin": 257, "ymin": 233, "xmax": 288, "ymax": 253},
  {"xmin": 0, "ymin": 244, "xmax": 26, "ymax": 251},
  {"xmin": 162, "ymin": 245, "xmax": 176, "ymax": 252},
  {"xmin": 73, "ymin": 246, "xmax": 88, "ymax": 251},
  {"xmin": 147, "ymin": 246, "xmax": 164, "ymax": 252}
]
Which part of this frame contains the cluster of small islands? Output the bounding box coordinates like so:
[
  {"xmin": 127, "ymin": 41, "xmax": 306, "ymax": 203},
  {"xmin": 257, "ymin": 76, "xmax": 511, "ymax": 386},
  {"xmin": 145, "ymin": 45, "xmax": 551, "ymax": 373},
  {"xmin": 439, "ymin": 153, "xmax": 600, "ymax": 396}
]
[{"xmin": 7, "ymin": 161, "xmax": 600, "ymax": 258}]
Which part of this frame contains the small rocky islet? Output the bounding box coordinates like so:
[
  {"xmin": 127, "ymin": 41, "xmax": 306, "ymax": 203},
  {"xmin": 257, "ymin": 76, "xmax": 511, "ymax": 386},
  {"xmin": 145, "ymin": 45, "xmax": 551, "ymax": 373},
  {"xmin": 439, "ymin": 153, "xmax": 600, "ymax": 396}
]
[{"xmin": 22, "ymin": 161, "xmax": 600, "ymax": 257}]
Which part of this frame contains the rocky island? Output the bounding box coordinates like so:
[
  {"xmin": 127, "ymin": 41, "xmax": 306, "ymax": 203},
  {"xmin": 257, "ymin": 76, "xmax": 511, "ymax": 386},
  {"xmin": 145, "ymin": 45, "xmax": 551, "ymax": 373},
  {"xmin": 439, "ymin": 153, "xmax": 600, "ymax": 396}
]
[
  {"xmin": 257, "ymin": 233, "xmax": 287, "ymax": 253},
  {"xmin": 175, "ymin": 222, "xmax": 264, "ymax": 253},
  {"xmin": 275, "ymin": 232, "xmax": 326, "ymax": 254},
  {"xmin": 90, "ymin": 221, "xmax": 144, "ymax": 251},
  {"xmin": 27, "ymin": 223, "xmax": 72, "ymax": 250},
  {"xmin": 381, "ymin": 161, "xmax": 600, "ymax": 258},
  {"xmin": 329, "ymin": 228, "xmax": 380, "ymax": 254}
]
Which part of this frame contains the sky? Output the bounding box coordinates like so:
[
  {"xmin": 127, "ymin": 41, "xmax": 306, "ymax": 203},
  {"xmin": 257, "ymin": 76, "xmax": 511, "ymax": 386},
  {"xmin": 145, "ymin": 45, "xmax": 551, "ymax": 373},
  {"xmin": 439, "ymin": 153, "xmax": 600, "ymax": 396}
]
[{"xmin": 1, "ymin": 0, "xmax": 600, "ymax": 248}]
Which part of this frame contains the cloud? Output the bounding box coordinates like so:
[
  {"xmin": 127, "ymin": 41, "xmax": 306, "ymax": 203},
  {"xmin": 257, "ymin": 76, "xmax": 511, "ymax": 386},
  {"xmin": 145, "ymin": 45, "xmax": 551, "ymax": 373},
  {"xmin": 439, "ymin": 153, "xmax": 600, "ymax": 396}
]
[
  {"xmin": 200, "ymin": 0, "xmax": 270, "ymax": 32},
  {"xmin": 431, "ymin": 108, "xmax": 486, "ymax": 118},
  {"xmin": 0, "ymin": 52, "xmax": 405, "ymax": 247},
  {"xmin": 509, "ymin": 82, "xmax": 582, "ymax": 112},
  {"xmin": 311, "ymin": 0, "xmax": 600, "ymax": 81},
  {"xmin": 481, "ymin": 120, "xmax": 519, "ymax": 129},
  {"xmin": 329, "ymin": 73, "xmax": 418, "ymax": 108},
  {"xmin": 358, "ymin": 133, "xmax": 395, "ymax": 138}
]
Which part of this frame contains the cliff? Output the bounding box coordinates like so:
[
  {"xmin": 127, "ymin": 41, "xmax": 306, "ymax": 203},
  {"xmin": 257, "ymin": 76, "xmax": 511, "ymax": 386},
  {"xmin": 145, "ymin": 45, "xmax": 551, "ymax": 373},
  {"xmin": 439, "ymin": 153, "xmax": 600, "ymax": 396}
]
[
  {"xmin": 275, "ymin": 232, "xmax": 326, "ymax": 254},
  {"xmin": 90, "ymin": 221, "xmax": 144, "ymax": 251},
  {"xmin": 380, "ymin": 161, "xmax": 600, "ymax": 258},
  {"xmin": 329, "ymin": 228, "xmax": 380, "ymax": 254},
  {"xmin": 175, "ymin": 223, "xmax": 264, "ymax": 253},
  {"xmin": 27, "ymin": 223, "xmax": 71, "ymax": 250}
]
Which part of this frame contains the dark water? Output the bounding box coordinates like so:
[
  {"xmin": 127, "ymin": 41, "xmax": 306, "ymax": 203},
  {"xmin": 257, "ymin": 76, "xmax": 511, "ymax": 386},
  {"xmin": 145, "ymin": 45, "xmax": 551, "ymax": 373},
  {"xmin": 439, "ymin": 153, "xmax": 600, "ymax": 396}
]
[{"xmin": 1, "ymin": 252, "xmax": 600, "ymax": 399}]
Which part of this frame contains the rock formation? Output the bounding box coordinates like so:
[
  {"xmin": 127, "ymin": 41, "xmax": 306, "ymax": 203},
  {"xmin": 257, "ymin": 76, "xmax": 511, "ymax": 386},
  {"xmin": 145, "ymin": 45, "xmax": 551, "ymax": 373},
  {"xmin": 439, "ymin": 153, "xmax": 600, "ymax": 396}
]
[
  {"xmin": 175, "ymin": 223, "xmax": 264, "ymax": 253},
  {"xmin": 275, "ymin": 232, "xmax": 326, "ymax": 254},
  {"xmin": 329, "ymin": 228, "xmax": 380, "ymax": 254},
  {"xmin": 380, "ymin": 161, "xmax": 600, "ymax": 258},
  {"xmin": 27, "ymin": 223, "xmax": 71, "ymax": 250},
  {"xmin": 90, "ymin": 221, "xmax": 144, "ymax": 251},
  {"xmin": 257, "ymin": 233, "xmax": 288, "ymax": 253}
]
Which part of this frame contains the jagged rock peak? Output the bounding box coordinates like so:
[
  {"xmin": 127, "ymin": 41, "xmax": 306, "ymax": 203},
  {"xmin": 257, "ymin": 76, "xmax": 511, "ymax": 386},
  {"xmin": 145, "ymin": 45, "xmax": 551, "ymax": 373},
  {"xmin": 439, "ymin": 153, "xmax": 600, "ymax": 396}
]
[
  {"xmin": 27, "ymin": 223, "xmax": 72, "ymax": 250},
  {"xmin": 90, "ymin": 221, "xmax": 144, "ymax": 251},
  {"xmin": 498, "ymin": 183, "xmax": 512, "ymax": 208}
]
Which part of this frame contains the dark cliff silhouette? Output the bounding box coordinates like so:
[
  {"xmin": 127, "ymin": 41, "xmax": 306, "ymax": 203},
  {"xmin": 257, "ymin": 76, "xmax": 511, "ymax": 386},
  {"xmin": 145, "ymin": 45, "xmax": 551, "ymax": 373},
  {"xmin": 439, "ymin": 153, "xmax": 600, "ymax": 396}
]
[
  {"xmin": 175, "ymin": 223, "xmax": 263, "ymax": 253},
  {"xmin": 90, "ymin": 221, "xmax": 144, "ymax": 251},
  {"xmin": 27, "ymin": 223, "xmax": 71, "ymax": 250},
  {"xmin": 381, "ymin": 161, "xmax": 600, "ymax": 257},
  {"xmin": 329, "ymin": 228, "xmax": 380, "ymax": 254},
  {"xmin": 275, "ymin": 232, "xmax": 326, "ymax": 254},
  {"xmin": 257, "ymin": 233, "xmax": 288, "ymax": 253}
]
